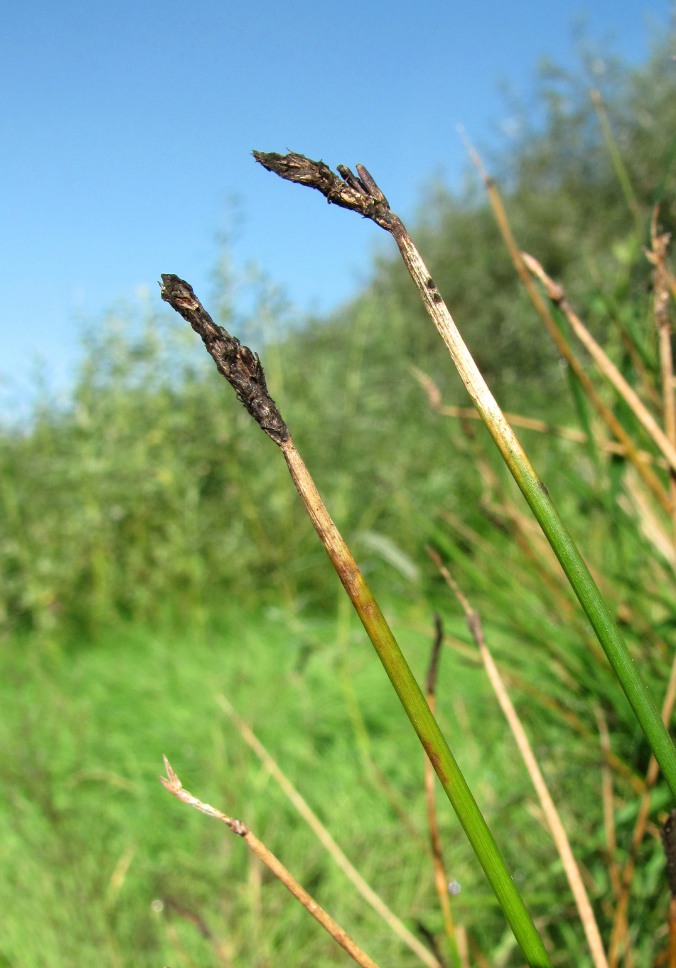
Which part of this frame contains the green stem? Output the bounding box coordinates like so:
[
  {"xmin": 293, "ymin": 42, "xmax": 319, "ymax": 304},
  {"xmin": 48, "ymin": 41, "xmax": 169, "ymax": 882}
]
[
  {"xmin": 513, "ymin": 457, "xmax": 676, "ymax": 791},
  {"xmin": 282, "ymin": 438, "xmax": 553, "ymax": 968},
  {"xmin": 391, "ymin": 224, "xmax": 676, "ymax": 800},
  {"xmin": 161, "ymin": 269, "xmax": 553, "ymax": 964}
]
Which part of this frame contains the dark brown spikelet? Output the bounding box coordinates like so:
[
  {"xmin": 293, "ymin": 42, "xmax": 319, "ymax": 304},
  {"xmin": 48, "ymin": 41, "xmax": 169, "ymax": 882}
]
[
  {"xmin": 160, "ymin": 274, "xmax": 289, "ymax": 445},
  {"xmin": 252, "ymin": 150, "xmax": 396, "ymax": 231}
]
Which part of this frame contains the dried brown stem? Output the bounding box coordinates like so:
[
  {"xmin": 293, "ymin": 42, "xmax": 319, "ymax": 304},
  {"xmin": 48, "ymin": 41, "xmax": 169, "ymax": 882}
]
[
  {"xmin": 648, "ymin": 211, "xmax": 676, "ymax": 542},
  {"xmin": 428, "ymin": 550, "xmax": 610, "ymax": 968},
  {"xmin": 423, "ymin": 617, "xmax": 467, "ymax": 967},
  {"xmin": 218, "ymin": 697, "xmax": 442, "ymax": 968},
  {"xmin": 159, "ymin": 274, "xmax": 289, "ymax": 444},
  {"xmin": 608, "ymin": 652, "xmax": 676, "ymax": 965},
  {"xmin": 160, "ymin": 757, "xmax": 382, "ymax": 968},
  {"xmin": 522, "ymin": 251, "xmax": 676, "ymax": 479},
  {"xmin": 594, "ymin": 707, "xmax": 620, "ymax": 901},
  {"xmin": 460, "ymin": 136, "xmax": 672, "ymax": 515},
  {"xmin": 414, "ymin": 386, "xmax": 665, "ymax": 465}
]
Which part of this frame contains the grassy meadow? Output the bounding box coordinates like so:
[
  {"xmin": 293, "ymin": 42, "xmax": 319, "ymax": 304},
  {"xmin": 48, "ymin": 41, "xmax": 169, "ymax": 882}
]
[
  {"xmin": 2, "ymin": 39, "xmax": 676, "ymax": 967},
  {"xmin": 3, "ymin": 606, "xmax": 530, "ymax": 967}
]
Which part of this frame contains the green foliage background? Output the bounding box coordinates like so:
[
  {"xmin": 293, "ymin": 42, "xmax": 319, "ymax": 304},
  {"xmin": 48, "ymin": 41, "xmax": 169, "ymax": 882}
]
[{"xmin": 3, "ymin": 39, "xmax": 675, "ymax": 641}]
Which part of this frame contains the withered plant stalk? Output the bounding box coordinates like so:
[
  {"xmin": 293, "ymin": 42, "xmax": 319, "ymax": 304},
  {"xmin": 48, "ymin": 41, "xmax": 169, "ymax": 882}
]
[
  {"xmin": 251, "ymin": 150, "xmax": 676, "ymax": 801},
  {"xmin": 160, "ymin": 757, "xmax": 382, "ymax": 968},
  {"xmin": 160, "ymin": 271, "xmax": 552, "ymax": 966}
]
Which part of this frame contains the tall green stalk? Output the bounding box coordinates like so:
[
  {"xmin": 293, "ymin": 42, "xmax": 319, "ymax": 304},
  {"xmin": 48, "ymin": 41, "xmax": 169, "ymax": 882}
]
[
  {"xmin": 253, "ymin": 151, "xmax": 676, "ymax": 801},
  {"xmin": 160, "ymin": 272, "xmax": 554, "ymax": 968}
]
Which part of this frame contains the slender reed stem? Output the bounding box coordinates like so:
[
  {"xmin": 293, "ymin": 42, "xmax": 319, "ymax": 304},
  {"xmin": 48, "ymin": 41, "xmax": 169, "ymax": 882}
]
[
  {"xmin": 648, "ymin": 210, "xmax": 676, "ymax": 543},
  {"xmin": 160, "ymin": 757, "xmax": 382, "ymax": 968},
  {"xmin": 424, "ymin": 617, "xmax": 466, "ymax": 968},
  {"xmin": 160, "ymin": 271, "xmax": 553, "ymax": 967},
  {"xmin": 393, "ymin": 212, "xmax": 676, "ymax": 800},
  {"xmin": 218, "ymin": 696, "xmax": 441, "ymax": 968},
  {"xmin": 430, "ymin": 550, "xmax": 609, "ymax": 968},
  {"xmin": 522, "ymin": 251, "xmax": 676, "ymax": 477},
  {"xmin": 279, "ymin": 436, "xmax": 551, "ymax": 967},
  {"xmin": 251, "ymin": 149, "xmax": 676, "ymax": 801},
  {"xmin": 460, "ymin": 134, "xmax": 671, "ymax": 513}
]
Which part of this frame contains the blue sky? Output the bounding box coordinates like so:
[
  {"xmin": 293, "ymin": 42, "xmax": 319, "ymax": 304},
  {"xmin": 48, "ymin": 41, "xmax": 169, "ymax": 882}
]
[{"xmin": 1, "ymin": 0, "xmax": 672, "ymax": 416}]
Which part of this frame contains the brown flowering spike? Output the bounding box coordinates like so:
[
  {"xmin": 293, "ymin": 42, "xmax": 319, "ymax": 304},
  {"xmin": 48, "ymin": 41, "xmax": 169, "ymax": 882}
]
[
  {"xmin": 160, "ymin": 274, "xmax": 289, "ymax": 445},
  {"xmin": 252, "ymin": 150, "xmax": 397, "ymax": 232}
]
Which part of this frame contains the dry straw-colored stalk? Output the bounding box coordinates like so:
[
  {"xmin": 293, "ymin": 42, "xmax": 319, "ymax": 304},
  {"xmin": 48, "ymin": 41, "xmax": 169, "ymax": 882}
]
[
  {"xmin": 521, "ymin": 251, "xmax": 676, "ymax": 479},
  {"xmin": 647, "ymin": 209, "xmax": 676, "ymax": 542},
  {"xmin": 217, "ymin": 696, "xmax": 442, "ymax": 968},
  {"xmin": 459, "ymin": 134, "xmax": 671, "ymax": 514},
  {"xmin": 423, "ymin": 617, "xmax": 468, "ymax": 968},
  {"xmin": 429, "ymin": 550, "xmax": 609, "ymax": 968},
  {"xmin": 160, "ymin": 756, "xmax": 383, "ymax": 968},
  {"xmin": 608, "ymin": 654, "xmax": 676, "ymax": 966},
  {"xmin": 412, "ymin": 366, "xmax": 666, "ymax": 466},
  {"xmin": 160, "ymin": 271, "xmax": 552, "ymax": 965}
]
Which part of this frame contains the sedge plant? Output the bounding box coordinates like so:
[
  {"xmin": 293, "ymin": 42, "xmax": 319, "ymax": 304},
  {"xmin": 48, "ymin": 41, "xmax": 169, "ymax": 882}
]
[
  {"xmin": 160, "ymin": 272, "xmax": 552, "ymax": 967},
  {"xmin": 251, "ymin": 150, "xmax": 676, "ymax": 801},
  {"xmin": 160, "ymin": 147, "xmax": 676, "ymax": 966}
]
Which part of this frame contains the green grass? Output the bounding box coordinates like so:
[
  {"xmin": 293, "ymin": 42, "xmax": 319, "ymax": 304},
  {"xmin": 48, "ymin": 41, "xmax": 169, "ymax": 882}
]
[
  {"xmin": 2, "ymin": 273, "xmax": 674, "ymax": 965},
  {"xmin": 3, "ymin": 582, "xmax": 667, "ymax": 966},
  {"xmin": 2, "ymin": 603, "xmax": 534, "ymax": 967}
]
